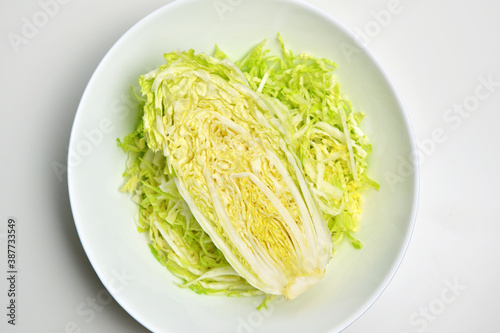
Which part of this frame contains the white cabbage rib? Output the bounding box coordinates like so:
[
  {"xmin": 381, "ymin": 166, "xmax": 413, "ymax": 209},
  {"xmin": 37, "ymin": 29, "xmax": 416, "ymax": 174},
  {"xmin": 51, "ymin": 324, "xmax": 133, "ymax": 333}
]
[{"xmin": 142, "ymin": 52, "xmax": 333, "ymax": 299}]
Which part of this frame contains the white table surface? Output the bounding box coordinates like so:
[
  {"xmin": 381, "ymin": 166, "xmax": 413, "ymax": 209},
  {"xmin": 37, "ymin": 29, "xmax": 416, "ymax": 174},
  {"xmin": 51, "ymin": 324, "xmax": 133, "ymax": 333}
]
[{"xmin": 1, "ymin": 0, "xmax": 499, "ymax": 332}]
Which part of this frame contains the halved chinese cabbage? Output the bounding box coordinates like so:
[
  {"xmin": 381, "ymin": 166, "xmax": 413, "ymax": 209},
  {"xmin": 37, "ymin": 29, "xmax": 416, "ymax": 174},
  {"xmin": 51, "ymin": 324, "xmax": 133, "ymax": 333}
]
[{"xmin": 140, "ymin": 51, "xmax": 333, "ymax": 299}]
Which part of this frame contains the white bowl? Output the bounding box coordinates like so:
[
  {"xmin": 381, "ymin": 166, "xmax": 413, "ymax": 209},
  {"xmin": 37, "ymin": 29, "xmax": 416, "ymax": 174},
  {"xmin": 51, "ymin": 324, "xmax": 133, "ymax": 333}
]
[{"xmin": 68, "ymin": 0, "xmax": 419, "ymax": 332}]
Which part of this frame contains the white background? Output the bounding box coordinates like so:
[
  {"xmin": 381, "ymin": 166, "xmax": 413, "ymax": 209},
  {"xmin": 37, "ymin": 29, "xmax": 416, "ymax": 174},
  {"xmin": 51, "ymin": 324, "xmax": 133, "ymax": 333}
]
[{"xmin": 1, "ymin": 0, "xmax": 499, "ymax": 332}]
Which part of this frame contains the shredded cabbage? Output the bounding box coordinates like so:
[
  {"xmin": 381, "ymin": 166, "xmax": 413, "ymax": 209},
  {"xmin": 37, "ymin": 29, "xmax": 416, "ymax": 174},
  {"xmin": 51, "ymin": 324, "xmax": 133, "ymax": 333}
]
[{"xmin": 118, "ymin": 35, "xmax": 377, "ymax": 302}]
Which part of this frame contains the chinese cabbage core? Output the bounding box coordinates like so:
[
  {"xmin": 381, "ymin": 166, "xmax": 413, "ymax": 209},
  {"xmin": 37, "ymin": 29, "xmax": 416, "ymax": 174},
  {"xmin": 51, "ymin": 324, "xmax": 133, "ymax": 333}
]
[{"xmin": 140, "ymin": 52, "xmax": 333, "ymax": 299}]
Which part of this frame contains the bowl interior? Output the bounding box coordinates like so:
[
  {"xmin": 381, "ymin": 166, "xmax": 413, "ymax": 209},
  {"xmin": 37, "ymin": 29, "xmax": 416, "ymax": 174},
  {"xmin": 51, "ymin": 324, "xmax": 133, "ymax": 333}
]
[{"xmin": 68, "ymin": 0, "xmax": 418, "ymax": 332}]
